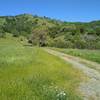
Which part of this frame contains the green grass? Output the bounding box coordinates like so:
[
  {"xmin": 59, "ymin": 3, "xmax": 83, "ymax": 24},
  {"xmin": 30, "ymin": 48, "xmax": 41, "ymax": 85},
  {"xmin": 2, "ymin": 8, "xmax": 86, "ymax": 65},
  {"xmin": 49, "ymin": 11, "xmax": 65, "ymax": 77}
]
[
  {"xmin": 0, "ymin": 38, "xmax": 84, "ymax": 100},
  {"xmin": 51, "ymin": 48, "xmax": 100, "ymax": 64}
]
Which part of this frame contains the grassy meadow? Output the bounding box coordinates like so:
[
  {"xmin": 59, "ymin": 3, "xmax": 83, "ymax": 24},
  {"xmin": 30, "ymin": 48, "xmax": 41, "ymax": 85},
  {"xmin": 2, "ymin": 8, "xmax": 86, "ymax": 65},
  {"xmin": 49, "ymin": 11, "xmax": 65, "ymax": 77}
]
[
  {"xmin": 51, "ymin": 48, "xmax": 100, "ymax": 64},
  {"xmin": 0, "ymin": 37, "xmax": 84, "ymax": 100}
]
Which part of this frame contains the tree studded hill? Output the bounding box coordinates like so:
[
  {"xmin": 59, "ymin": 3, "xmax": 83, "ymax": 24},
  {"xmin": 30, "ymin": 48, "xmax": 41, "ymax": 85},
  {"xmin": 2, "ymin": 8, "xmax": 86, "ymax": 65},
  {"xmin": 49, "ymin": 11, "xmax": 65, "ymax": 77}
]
[{"xmin": 0, "ymin": 14, "xmax": 100, "ymax": 49}]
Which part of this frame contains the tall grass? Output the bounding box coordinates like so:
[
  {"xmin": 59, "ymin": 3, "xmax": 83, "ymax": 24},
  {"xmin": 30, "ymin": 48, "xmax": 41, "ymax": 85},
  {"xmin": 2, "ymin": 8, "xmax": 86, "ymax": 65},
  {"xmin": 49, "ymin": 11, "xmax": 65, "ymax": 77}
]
[{"xmin": 0, "ymin": 38, "xmax": 83, "ymax": 100}]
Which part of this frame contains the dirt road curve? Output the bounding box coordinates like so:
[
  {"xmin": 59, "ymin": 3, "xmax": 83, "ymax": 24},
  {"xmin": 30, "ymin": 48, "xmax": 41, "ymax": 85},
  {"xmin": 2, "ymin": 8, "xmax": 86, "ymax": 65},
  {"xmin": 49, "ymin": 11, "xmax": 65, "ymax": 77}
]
[{"xmin": 44, "ymin": 48, "xmax": 100, "ymax": 100}]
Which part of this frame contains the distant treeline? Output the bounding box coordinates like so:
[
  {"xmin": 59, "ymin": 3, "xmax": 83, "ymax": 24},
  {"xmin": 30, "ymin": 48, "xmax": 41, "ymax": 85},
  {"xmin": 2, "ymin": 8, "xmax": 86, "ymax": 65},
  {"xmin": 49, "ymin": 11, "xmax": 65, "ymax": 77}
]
[{"xmin": 0, "ymin": 14, "xmax": 100, "ymax": 49}]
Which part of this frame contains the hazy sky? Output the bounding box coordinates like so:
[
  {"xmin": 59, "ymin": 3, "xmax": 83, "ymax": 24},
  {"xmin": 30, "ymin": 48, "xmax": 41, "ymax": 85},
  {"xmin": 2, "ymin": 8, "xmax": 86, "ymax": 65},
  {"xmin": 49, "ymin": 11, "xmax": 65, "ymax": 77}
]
[{"xmin": 0, "ymin": 0, "xmax": 100, "ymax": 22}]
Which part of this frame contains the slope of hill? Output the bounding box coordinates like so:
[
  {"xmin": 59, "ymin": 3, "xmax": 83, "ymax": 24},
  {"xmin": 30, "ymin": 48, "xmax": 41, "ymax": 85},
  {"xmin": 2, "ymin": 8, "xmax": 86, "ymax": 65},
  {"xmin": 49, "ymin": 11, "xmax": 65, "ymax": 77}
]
[{"xmin": 0, "ymin": 14, "xmax": 100, "ymax": 49}]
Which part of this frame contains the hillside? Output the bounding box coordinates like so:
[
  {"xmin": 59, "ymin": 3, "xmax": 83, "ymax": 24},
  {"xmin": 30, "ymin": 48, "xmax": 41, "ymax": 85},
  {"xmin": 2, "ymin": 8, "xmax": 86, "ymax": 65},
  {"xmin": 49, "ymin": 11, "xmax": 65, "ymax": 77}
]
[
  {"xmin": 0, "ymin": 14, "xmax": 100, "ymax": 49},
  {"xmin": 0, "ymin": 17, "xmax": 100, "ymax": 100}
]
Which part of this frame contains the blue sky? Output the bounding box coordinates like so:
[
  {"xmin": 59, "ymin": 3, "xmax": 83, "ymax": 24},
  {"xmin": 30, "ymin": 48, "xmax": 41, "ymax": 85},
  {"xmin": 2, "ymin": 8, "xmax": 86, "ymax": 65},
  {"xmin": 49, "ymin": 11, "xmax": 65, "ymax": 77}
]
[{"xmin": 0, "ymin": 0, "xmax": 100, "ymax": 22}]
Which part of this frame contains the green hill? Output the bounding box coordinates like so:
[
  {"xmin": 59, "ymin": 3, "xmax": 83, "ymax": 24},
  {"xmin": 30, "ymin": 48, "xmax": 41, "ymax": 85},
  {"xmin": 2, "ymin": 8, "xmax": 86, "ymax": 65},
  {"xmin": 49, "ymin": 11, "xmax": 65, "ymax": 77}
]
[{"xmin": 0, "ymin": 14, "xmax": 100, "ymax": 49}]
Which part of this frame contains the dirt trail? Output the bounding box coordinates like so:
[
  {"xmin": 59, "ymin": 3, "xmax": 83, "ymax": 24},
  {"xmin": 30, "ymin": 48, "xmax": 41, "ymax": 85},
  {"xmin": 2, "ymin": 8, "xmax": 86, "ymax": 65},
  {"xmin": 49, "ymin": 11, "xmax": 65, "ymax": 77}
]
[{"xmin": 44, "ymin": 48, "xmax": 100, "ymax": 100}]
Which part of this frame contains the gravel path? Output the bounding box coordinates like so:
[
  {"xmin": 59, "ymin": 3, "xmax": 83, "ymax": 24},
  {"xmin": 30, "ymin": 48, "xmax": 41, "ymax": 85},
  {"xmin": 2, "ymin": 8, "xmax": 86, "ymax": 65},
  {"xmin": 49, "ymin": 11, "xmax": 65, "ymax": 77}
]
[{"xmin": 44, "ymin": 48, "xmax": 100, "ymax": 100}]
